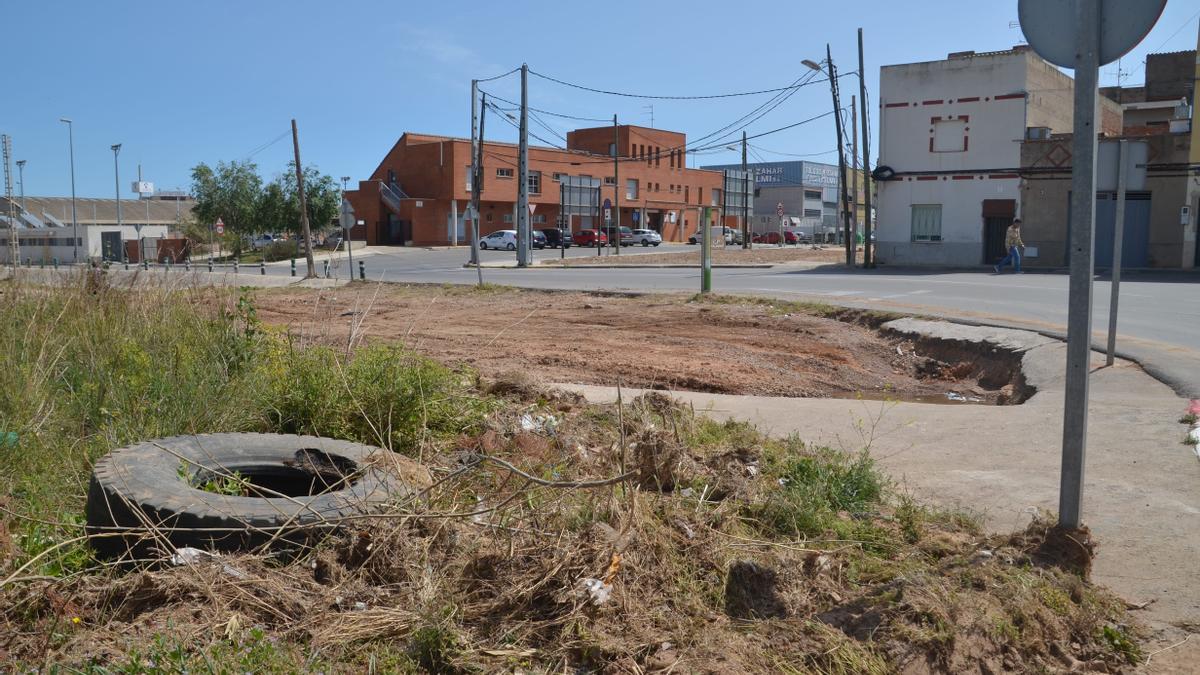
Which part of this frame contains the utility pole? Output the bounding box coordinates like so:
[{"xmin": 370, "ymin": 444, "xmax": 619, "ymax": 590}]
[
  {"xmin": 470, "ymin": 93, "xmax": 487, "ymax": 286},
  {"xmin": 613, "ymin": 114, "xmax": 620, "ymax": 255},
  {"xmin": 291, "ymin": 119, "xmax": 316, "ymax": 278},
  {"xmin": 859, "ymin": 27, "xmax": 874, "ymax": 268},
  {"xmin": 827, "ymin": 45, "xmax": 853, "ymax": 266},
  {"xmin": 851, "ymin": 96, "xmax": 859, "ymax": 253},
  {"xmin": 517, "ymin": 64, "xmax": 530, "ymax": 267},
  {"xmin": 469, "ymin": 80, "xmax": 480, "ymax": 266},
  {"xmin": 741, "ymin": 130, "xmax": 750, "ymax": 249}
]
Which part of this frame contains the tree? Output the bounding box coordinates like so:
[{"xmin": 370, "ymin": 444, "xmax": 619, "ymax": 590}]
[
  {"xmin": 279, "ymin": 162, "xmax": 340, "ymax": 234},
  {"xmin": 190, "ymin": 160, "xmax": 263, "ymax": 254}
]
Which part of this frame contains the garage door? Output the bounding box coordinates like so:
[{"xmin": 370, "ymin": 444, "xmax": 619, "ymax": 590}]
[{"xmin": 1066, "ymin": 192, "xmax": 1149, "ymax": 269}]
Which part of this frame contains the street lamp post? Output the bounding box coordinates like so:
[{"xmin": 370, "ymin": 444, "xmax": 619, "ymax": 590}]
[
  {"xmin": 14, "ymin": 160, "xmax": 26, "ymax": 212},
  {"xmin": 59, "ymin": 118, "xmax": 78, "ymax": 262},
  {"xmin": 111, "ymin": 144, "xmax": 121, "ymax": 263}
]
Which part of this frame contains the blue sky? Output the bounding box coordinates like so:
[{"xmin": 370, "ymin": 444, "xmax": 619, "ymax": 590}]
[{"xmin": 4, "ymin": 0, "xmax": 1198, "ymax": 199}]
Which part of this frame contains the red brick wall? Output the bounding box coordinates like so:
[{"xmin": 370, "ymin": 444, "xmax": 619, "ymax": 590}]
[{"xmin": 354, "ymin": 130, "xmax": 725, "ymax": 245}]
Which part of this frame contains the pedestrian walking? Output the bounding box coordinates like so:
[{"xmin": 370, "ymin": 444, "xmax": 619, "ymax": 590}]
[{"xmin": 994, "ymin": 219, "xmax": 1025, "ymax": 274}]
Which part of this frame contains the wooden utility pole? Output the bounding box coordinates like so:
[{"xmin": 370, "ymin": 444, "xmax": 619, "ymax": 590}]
[
  {"xmin": 291, "ymin": 119, "xmax": 316, "ymax": 278},
  {"xmin": 827, "ymin": 45, "xmax": 853, "ymax": 266},
  {"xmin": 741, "ymin": 130, "xmax": 750, "ymax": 249}
]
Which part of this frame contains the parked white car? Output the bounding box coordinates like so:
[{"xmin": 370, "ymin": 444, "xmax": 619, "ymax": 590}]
[
  {"xmin": 478, "ymin": 229, "xmax": 517, "ymax": 250},
  {"xmin": 631, "ymin": 229, "xmax": 662, "ymax": 247}
]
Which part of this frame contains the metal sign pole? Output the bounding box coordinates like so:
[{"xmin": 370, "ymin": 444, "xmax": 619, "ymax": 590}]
[
  {"xmin": 1059, "ymin": 0, "xmax": 1100, "ymax": 530},
  {"xmin": 1105, "ymin": 139, "xmax": 1128, "ymax": 367}
]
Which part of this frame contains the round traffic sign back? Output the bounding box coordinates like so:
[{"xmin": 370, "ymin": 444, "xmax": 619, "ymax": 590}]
[{"xmin": 1018, "ymin": 0, "xmax": 1166, "ymax": 68}]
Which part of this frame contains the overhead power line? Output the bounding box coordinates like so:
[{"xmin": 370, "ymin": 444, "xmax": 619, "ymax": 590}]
[
  {"xmin": 479, "ymin": 90, "xmax": 610, "ymax": 123},
  {"xmin": 477, "ymin": 66, "xmax": 522, "ymax": 83},
  {"xmin": 529, "ymin": 68, "xmax": 851, "ymax": 99}
]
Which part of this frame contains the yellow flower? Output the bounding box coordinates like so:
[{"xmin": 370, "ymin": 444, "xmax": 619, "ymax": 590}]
[{"xmin": 71, "ymin": 617, "xmax": 81, "ymax": 625}]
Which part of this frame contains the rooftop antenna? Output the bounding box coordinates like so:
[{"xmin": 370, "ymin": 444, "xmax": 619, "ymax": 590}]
[{"xmin": 642, "ymin": 104, "xmax": 654, "ymax": 128}]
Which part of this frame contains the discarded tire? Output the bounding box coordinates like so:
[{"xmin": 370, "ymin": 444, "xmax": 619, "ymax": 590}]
[{"xmin": 86, "ymin": 433, "xmax": 416, "ymax": 558}]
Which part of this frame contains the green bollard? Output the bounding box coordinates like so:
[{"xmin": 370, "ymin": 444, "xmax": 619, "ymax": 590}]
[
  {"xmin": 208, "ymin": 259, "xmax": 213, "ymax": 273},
  {"xmin": 233, "ymin": 260, "xmax": 239, "ymax": 274},
  {"xmin": 39, "ymin": 258, "xmax": 44, "ymax": 269},
  {"xmin": 52, "ymin": 257, "xmax": 58, "ymax": 269},
  {"xmin": 185, "ymin": 260, "xmax": 191, "ymax": 272},
  {"xmin": 143, "ymin": 259, "xmax": 149, "ymax": 271},
  {"xmin": 260, "ymin": 261, "xmax": 266, "ymax": 275},
  {"xmin": 291, "ymin": 258, "xmax": 296, "ymax": 277},
  {"xmin": 358, "ymin": 260, "xmax": 365, "ymax": 280},
  {"xmin": 323, "ymin": 259, "xmax": 329, "ymax": 278}
]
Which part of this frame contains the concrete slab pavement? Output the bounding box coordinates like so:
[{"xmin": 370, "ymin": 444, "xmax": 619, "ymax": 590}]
[{"xmin": 560, "ymin": 321, "xmax": 1200, "ymax": 650}]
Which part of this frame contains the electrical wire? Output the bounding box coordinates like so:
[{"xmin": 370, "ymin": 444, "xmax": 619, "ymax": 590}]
[
  {"xmin": 243, "ymin": 130, "xmax": 291, "ymax": 159},
  {"xmin": 476, "ymin": 66, "xmax": 522, "ymax": 83},
  {"xmin": 529, "ymin": 68, "xmax": 850, "ymax": 99},
  {"xmin": 749, "ymin": 143, "xmax": 837, "ymax": 158},
  {"xmin": 484, "ymin": 100, "xmax": 567, "ymax": 149},
  {"xmin": 479, "ymin": 90, "xmax": 610, "ymax": 123}
]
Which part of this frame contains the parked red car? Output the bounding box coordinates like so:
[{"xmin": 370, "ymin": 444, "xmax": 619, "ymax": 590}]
[
  {"xmin": 751, "ymin": 231, "xmax": 798, "ymax": 245},
  {"xmin": 574, "ymin": 229, "xmax": 609, "ymax": 246}
]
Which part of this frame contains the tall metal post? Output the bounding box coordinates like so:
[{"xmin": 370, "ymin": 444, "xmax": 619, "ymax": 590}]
[
  {"xmin": 517, "ymin": 64, "xmax": 531, "ymax": 267},
  {"xmin": 112, "ymin": 145, "xmax": 122, "ymax": 262},
  {"xmin": 60, "ymin": 119, "xmax": 78, "ymax": 262},
  {"xmin": 467, "ymin": 79, "xmax": 479, "ymax": 253},
  {"xmin": 15, "ymin": 160, "xmax": 26, "ymax": 212},
  {"xmin": 851, "ymin": 96, "xmax": 859, "ymax": 250},
  {"xmin": 470, "ymin": 93, "xmax": 487, "ymax": 286},
  {"xmin": 2, "ymin": 135, "xmax": 17, "ymax": 267},
  {"xmin": 700, "ymin": 206, "xmax": 712, "ymax": 293},
  {"xmin": 858, "ymin": 27, "xmax": 874, "ymax": 268},
  {"xmin": 1059, "ymin": 0, "xmax": 1100, "ymax": 530},
  {"xmin": 741, "ymin": 131, "xmax": 750, "ymax": 249},
  {"xmin": 613, "ymin": 114, "xmax": 620, "ymax": 255},
  {"xmin": 1106, "ymin": 139, "xmax": 1128, "ymax": 367}
]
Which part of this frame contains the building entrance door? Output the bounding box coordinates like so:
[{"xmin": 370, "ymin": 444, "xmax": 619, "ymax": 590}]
[
  {"xmin": 981, "ymin": 199, "xmax": 1016, "ymax": 265},
  {"xmin": 101, "ymin": 232, "xmax": 123, "ymax": 261},
  {"xmin": 647, "ymin": 211, "xmax": 663, "ymax": 233}
]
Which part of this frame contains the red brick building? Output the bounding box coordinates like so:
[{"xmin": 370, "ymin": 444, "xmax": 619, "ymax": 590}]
[{"xmin": 344, "ymin": 125, "xmax": 730, "ymax": 246}]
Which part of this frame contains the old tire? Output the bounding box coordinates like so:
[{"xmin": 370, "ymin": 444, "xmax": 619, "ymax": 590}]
[{"xmin": 86, "ymin": 433, "xmax": 419, "ymax": 559}]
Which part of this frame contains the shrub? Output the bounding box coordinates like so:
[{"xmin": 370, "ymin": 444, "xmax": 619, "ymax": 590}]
[{"xmin": 262, "ymin": 239, "xmax": 299, "ymax": 262}]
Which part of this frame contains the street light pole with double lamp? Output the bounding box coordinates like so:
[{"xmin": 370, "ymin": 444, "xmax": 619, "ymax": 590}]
[{"xmin": 59, "ymin": 118, "xmax": 79, "ymax": 262}]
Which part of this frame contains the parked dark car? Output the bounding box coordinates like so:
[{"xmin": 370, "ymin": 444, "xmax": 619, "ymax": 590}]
[
  {"xmin": 574, "ymin": 229, "xmax": 608, "ymax": 246},
  {"xmin": 532, "ymin": 230, "xmax": 547, "ymax": 249},
  {"xmin": 539, "ymin": 228, "xmax": 573, "ymax": 248}
]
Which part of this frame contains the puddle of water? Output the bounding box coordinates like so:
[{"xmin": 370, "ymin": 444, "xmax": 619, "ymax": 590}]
[{"xmin": 830, "ymin": 391, "xmax": 990, "ymax": 405}]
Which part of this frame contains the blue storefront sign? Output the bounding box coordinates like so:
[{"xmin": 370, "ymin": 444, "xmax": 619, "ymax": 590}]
[{"xmin": 701, "ymin": 160, "xmax": 839, "ymax": 190}]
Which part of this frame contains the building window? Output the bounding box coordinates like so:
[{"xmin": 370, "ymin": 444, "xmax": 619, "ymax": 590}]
[
  {"xmin": 655, "ymin": 147, "xmax": 661, "ymax": 166},
  {"xmin": 604, "ymin": 176, "xmax": 616, "ymax": 185},
  {"xmin": 804, "ymin": 189, "xmax": 822, "ymax": 200},
  {"xmin": 684, "ymin": 186, "xmax": 689, "ymax": 202},
  {"xmin": 496, "ymin": 167, "xmax": 514, "ymax": 179},
  {"xmin": 465, "ymin": 165, "xmax": 472, "ymax": 191},
  {"xmin": 626, "ymin": 179, "xmax": 639, "ymax": 200},
  {"xmin": 932, "ymin": 119, "xmax": 967, "ymax": 152},
  {"xmin": 669, "ymin": 150, "xmax": 675, "ymax": 169},
  {"xmin": 804, "ymin": 208, "xmax": 822, "ymax": 218},
  {"xmin": 528, "ymin": 171, "xmax": 541, "ymax": 194},
  {"xmin": 532, "ymin": 214, "xmax": 546, "ymax": 224},
  {"xmin": 553, "ymin": 172, "xmax": 566, "ymax": 182},
  {"xmin": 503, "ymin": 213, "xmax": 513, "ymax": 224},
  {"xmin": 487, "ymin": 213, "xmax": 494, "ymax": 223},
  {"xmin": 711, "ymin": 189, "xmax": 720, "ymax": 206},
  {"xmin": 911, "ymin": 204, "xmax": 943, "ymax": 242}
]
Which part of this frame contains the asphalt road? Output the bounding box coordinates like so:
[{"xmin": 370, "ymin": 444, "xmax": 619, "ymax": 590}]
[{"xmin": 274, "ymin": 244, "xmax": 1200, "ymax": 398}]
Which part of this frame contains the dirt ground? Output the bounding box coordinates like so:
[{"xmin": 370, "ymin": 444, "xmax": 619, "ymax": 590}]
[
  {"xmin": 254, "ymin": 285, "xmax": 1016, "ymax": 403},
  {"xmin": 544, "ymin": 245, "xmax": 849, "ymax": 266}
]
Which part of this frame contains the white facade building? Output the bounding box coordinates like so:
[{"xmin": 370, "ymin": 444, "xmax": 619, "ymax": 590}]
[
  {"xmin": 874, "ymin": 46, "xmax": 1121, "ymax": 266},
  {"xmin": 1, "ymin": 195, "xmax": 189, "ymax": 264}
]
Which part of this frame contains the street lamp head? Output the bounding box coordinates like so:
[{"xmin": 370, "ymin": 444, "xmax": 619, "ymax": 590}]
[
  {"xmin": 15, "ymin": 160, "xmax": 25, "ymax": 168},
  {"xmin": 111, "ymin": 144, "xmax": 121, "ymax": 153},
  {"xmin": 802, "ymin": 59, "xmax": 823, "ymax": 72},
  {"xmin": 59, "ymin": 117, "xmax": 72, "ymax": 124}
]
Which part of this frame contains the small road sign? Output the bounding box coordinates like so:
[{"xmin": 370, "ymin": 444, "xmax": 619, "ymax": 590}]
[
  {"xmin": 215, "ymin": 218, "xmax": 225, "ymax": 235},
  {"xmin": 777, "ymin": 202, "xmax": 784, "ymax": 217}
]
